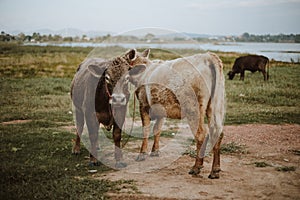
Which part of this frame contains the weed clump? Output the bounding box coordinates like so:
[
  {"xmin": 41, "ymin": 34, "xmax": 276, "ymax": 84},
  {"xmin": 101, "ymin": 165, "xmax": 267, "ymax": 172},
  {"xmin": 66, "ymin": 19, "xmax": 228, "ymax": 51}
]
[
  {"xmin": 221, "ymin": 142, "xmax": 247, "ymax": 154},
  {"xmin": 275, "ymin": 166, "xmax": 296, "ymax": 172}
]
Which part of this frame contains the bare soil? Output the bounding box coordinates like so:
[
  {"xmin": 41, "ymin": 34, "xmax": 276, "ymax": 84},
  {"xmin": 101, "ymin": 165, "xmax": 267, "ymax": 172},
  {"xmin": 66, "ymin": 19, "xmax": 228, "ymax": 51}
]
[{"xmin": 98, "ymin": 124, "xmax": 300, "ymax": 200}]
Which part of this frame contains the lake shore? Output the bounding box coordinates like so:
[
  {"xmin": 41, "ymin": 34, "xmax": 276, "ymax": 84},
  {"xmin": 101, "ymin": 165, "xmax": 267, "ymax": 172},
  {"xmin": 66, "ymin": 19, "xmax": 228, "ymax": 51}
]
[{"xmin": 23, "ymin": 41, "xmax": 300, "ymax": 63}]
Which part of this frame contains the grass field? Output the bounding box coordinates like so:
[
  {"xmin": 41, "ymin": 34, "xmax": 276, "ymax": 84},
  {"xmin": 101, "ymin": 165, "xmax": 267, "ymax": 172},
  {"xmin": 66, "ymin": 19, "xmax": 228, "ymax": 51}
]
[{"xmin": 0, "ymin": 43, "xmax": 299, "ymax": 199}]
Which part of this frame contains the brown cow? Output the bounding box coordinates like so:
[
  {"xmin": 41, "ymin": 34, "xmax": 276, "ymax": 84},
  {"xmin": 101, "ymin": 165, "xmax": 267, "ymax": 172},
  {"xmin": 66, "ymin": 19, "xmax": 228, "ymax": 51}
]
[
  {"xmin": 71, "ymin": 49, "xmax": 150, "ymax": 168},
  {"xmin": 227, "ymin": 55, "xmax": 269, "ymax": 81},
  {"xmin": 129, "ymin": 52, "xmax": 226, "ymax": 178}
]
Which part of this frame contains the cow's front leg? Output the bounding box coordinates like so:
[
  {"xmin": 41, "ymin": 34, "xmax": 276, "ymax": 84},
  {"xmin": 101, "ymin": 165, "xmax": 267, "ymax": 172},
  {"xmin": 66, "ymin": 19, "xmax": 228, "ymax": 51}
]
[
  {"xmin": 89, "ymin": 132, "xmax": 101, "ymax": 166},
  {"xmin": 240, "ymin": 70, "xmax": 245, "ymax": 81},
  {"xmin": 150, "ymin": 117, "xmax": 164, "ymax": 157},
  {"xmin": 112, "ymin": 106, "xmax": 127, "ymax": 168},
  {"xmin": 136, "ymin": 107, "xmax": 151, "ymax": 162},
  {"xmin": 209, "ymin": 132, "xmax": 223, "ymax": 179},
  {"xmin": 86, "ymin": 111, "xmax": 101, "ymax": 166},
  {"xmin": 72, "ymin": 129, "xmax": 82, "ymax": 155},
  {"xmin": 113, "ymin": 125, "xmax": 127, "ymax": 168}
]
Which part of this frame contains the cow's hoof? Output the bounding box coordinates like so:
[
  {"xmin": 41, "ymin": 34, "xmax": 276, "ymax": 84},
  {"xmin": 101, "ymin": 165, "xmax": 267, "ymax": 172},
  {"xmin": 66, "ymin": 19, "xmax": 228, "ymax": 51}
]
[
  {"xmin": 188, "ymin": 166, "xmax": 202, "ymax": 175},
  {"xmin": 208, "ymin": 173, "xmax": 220, "ymax": 179},
  {"xmin": 115, "ymin": 161, "xmax": 127, "ymax": 168},
  {"xmin": 188, "ymin": 169, "xmax": 200, "ymax": 175},
  {"xmin": 135, "ymin": 153, "xmax": 147, "ymax": 162},
  {"xmin": 208, "ymin": 169, "xmax": 221, "ymax": 179},
  {"xmin": 150, "ymin": 151, "xmax": 159, "ymax": 157}
]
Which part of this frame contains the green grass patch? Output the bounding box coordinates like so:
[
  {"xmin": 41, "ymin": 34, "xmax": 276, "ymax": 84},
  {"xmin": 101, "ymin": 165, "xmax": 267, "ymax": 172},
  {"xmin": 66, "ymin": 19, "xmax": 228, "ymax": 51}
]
[
  {"xmin": 275, "ymin": 166, "xmax": 296, "ymax": 172},
  {"xmin": 254, "ymin": 161, "xmax": 271, "ymax": 168},
  {"xmin": 0, "ymin": 121, "xmax": 122, "ymax": 199},
  {"xmin": 0, "ymin": 77, "xmax": 73, "ymax": 123},
  {"xmin": 224, "ymin": 65, "xmax": 300, "ymax": 124},
  {"xmin": 221, "ymin": 142, "xmax": 248, "ymax": 154}
]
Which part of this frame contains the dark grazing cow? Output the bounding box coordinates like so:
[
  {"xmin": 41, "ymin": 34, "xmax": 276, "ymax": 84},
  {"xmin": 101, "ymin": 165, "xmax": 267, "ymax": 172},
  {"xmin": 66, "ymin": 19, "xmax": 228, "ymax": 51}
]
[
  {"xmin": 71, "ymin": 49, "xmax": 150, "ymax": 167},
  {"xmin": 227, "ymin": 55, "xmax": 269, "ymax": 81}
]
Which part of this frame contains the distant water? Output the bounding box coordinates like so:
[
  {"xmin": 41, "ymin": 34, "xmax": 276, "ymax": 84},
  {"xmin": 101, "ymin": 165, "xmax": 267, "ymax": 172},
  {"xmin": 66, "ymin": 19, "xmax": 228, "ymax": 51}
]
[{"xmin": 27, "ymin": 42, "xmax": 300, "ymax": 63}]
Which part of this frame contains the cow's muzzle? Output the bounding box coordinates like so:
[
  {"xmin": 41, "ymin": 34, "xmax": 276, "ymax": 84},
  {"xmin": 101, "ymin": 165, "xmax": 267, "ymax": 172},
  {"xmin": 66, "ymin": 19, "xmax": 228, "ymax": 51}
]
[{"xmin": 111, "ymin": 93, "xmax": 127, "ymax": 106}]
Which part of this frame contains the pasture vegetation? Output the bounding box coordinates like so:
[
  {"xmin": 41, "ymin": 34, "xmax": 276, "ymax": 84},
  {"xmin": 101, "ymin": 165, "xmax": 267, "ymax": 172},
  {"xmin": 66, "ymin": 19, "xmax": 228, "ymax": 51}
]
[{"xmin": 0, "ymin": 43, "xmax": 299, "ymax": 199}]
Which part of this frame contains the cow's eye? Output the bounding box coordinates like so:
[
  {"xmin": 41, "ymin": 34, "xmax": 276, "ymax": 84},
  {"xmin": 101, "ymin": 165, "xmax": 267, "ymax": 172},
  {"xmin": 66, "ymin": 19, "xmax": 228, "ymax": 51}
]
[{"xmin": 105, "ymin": 74, "xmax": 111, "ymax": 84}]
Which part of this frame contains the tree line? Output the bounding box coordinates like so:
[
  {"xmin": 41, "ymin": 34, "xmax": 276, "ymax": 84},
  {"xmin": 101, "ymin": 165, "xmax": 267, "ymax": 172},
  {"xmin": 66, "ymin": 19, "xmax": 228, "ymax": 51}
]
[
  {"xmin": 0, "ymin": 31, "xmax": 112, "ymax": 43},
  {"xmin": 194, "ymin": 32, "xmax": 300, "ymax": 43},
  {"xmin": 234, "ymin": 32, "xmax": 300, "ymax": 43},
  {"xmin": 1, "ymin": 31, "xmax": 300, "ymax": 43}
]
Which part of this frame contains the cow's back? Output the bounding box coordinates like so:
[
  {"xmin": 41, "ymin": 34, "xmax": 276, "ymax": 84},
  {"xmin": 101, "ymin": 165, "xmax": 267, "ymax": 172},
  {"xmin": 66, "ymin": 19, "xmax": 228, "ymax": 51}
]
[
  {"xmin": 163, "ymin": 53, "xmax": 223, "ymax": 101},
  {"xmin": 138, "ymin": 53, "xmax": 224, "ymax": 118},
  {"xmin": 143, "ymin": 52, "xmax": 222, "ymax": 90}
]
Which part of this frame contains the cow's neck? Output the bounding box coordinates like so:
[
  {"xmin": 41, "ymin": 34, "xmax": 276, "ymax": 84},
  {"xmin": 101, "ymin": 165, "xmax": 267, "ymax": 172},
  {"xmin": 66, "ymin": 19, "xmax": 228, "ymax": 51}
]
[{"xmin": 95, "ymin": 77, "xmax": 113, "ymax": 119}]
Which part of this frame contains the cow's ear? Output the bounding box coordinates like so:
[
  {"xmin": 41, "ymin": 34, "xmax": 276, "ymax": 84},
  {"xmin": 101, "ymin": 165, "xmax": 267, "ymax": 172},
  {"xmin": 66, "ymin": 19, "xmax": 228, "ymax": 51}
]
[
  {"xmin": 129, "ymin": 64, "xmax": 146, "ymax": 76},
  {"xmin": 125, "ymin": 49, "xmax": 137, "ymax": 61},
  {"xmin": 141, "ymin": 49, "xmax": 150, "ymax": 58},
  {"xmin": 88, "ymin": 64, "xmax": 107, "ymax": 78}
]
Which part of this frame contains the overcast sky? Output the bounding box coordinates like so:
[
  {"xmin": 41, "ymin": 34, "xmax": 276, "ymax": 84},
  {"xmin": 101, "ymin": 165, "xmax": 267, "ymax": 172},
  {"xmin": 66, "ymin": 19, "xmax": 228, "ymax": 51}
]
[{"xmin": 1, "ymin": 0, "xmax": 300, "ymax": 35}]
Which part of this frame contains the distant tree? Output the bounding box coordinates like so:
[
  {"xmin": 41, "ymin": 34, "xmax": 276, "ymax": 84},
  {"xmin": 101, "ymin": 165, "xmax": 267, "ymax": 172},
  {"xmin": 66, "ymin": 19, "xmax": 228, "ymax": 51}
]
[
  {"xmin": 103, "ymin": 34, "xmax": 111, "ymax": 41},
  {"xmin": 32, "ymin": 32, "xmax": 41, "ymax": 41},
  {"xmin": 0, "ymin": 31, "xmax": 14, "ymax": 41},
  {"xmin": 48, "ymin": 34, "xmax": 53, "ymax": 41},
  {"xmin": 242, "ymin": 32, "xmax": 250, "ymax": 38},
  {"xmin": 24, "ymin": 35, "xmax": 32, "ymax": 42},
  {"xmin": 82, "ymin": 34, "xmax": 88, "ymax": 41},
  {"xmin": 145, "ymin": 33, "xmax": 155, "ymax": 41},
  {"xmin": 63, "ymin": 36, "xmax": 73, "ymax": 42},
  {"xmin": 17, "ymin": 32, "xmax": 26, "ymax": 41},
  {"xmin": 73, "ymin": 36, "xmax": 80, "ymax": 42},
  {"xmin": 41, "ymin": 34, "xmax": 49, "ymax": 42},
  {"xmin": 295, "ymin": 34, "xmax": 300, "ymax": 43},
  {"xmin": 53, "ymin": 34, "xmax": 62, "ymax": 42}
]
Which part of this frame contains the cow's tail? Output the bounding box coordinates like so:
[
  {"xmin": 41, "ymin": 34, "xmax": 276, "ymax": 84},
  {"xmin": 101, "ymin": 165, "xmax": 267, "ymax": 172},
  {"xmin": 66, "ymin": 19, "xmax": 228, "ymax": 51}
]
[
  {"xmin": 200, "ymin": 53, "xmax": 225, "ymax": 158},
  {"xmin": 70, "ymin": 63, "xmax": 82, "ymax": 99}
]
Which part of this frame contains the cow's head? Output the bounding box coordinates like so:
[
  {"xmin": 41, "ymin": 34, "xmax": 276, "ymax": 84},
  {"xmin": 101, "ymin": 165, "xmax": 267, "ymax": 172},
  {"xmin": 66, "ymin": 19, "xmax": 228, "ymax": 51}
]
[
  {"xmin": 227, "ymin": 71, "xmax": 235, "ymax": 80},
  {"xmin": 88, "ymin": 49, "xmax": 150, "ymax": 106}
]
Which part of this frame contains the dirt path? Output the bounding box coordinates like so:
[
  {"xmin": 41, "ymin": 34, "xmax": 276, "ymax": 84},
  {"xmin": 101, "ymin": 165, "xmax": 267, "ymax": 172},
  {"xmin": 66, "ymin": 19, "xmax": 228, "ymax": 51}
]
[{"xmin": 97, "ymin": 124, "xmax": 300, "ymax": 200}]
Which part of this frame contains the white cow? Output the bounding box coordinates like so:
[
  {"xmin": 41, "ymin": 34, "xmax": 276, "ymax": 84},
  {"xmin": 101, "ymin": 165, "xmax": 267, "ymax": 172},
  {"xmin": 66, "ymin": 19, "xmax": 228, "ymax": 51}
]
[{"xmin": 129, "ymin": 52, "xmax": 226, "ymax": 178}]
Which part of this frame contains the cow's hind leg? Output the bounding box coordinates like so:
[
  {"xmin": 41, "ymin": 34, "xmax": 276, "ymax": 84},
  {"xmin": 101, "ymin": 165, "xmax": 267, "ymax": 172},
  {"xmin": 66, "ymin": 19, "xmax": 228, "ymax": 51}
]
[
  {"xmin": 240, "ymin": 70, "xmax": 245, "ymax": 81},
  {"xmin": 150, "ymin": 117, "xmax": 164, "ymax": 157},
  {"xmin": 188, "ymin": 105, "xmax": 206, "ymax": 176},
  {"xmin": 72, "ymin": 109, "xmax": 84, "ymax": 155},
  {"xmin": 261, "ymin": 70, "xmax": 268, "ymax": 81},
  {"xmin": 207, "ymin": 95, "xmax": 225, "ymax": 179},
  {"xmin": 209, "ymin": 132, "xmax": 223, "ymax": 179},
  {"xmin": 189, "ymin": 126, "xmax": 206, "ymax": 175}
]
